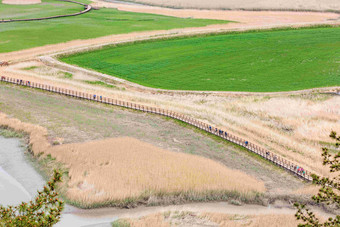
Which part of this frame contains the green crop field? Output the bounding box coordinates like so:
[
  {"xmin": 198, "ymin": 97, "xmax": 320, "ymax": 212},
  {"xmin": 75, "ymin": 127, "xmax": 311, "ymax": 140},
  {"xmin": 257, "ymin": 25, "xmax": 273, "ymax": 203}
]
[
  {"xmin": 61, "ymin": 26, "xmax": 340, "ymax": 92},
  {"xmin": 0, "ymin": 0, "xmax": 84, "ymax": 20},
  {"xmin": 0, "ymin": 0, "xmax": 228, "ymax": 53}
]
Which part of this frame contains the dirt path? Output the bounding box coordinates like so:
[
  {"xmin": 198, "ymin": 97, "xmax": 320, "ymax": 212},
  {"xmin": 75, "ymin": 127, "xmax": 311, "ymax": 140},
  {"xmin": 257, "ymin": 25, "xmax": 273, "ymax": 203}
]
[
  {"xmin": 65, "ymin": 201, "xmax": 332, "ymax": 222},
  {"xmin": 92, "ymin": 0, "xmax": 339, "ymax": 23},
  {"xmin": 107, "ymin": 0, "xmax": 340, "ymax": 12}
]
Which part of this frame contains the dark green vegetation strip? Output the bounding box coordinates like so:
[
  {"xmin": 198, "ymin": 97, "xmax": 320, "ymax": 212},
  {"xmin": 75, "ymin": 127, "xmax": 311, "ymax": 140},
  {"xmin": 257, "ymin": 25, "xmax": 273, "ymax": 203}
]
[
  {"xmin": 0, "ymin": 0, "xmax": 228, "ymax": 53},
  {"xmin": 61, "ymin": 26, "xmax": 340, "ymax": 92}
]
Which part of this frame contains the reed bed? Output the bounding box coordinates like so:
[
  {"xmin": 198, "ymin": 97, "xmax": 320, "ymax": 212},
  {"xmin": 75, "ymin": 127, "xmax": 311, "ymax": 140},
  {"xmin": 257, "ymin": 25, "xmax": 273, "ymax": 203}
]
[
  {"xmin": 0, "ymin": 112, "xmax": 265, "ymax": 207},
  {"xmin": 46, "ymin": 137, "xmax": 265, "ymax": 207}
]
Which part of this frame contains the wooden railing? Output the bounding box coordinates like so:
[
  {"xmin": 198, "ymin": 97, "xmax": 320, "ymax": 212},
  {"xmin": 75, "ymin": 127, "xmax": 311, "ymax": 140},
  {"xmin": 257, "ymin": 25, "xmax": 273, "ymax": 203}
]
[{"xmin": 0, "ymin": 76, "xmax": 313, "ymax": 181}]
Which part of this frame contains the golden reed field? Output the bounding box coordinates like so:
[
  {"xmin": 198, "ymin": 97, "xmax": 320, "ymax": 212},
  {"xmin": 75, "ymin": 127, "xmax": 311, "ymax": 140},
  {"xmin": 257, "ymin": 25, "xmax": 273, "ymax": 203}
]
[
  {"xmin": 0, "ymin": 113, "xmax": 264, "ymax": 206},
  {"xmin": 47, "ymin": 137, "xmax": 265, "ymax": 206}
]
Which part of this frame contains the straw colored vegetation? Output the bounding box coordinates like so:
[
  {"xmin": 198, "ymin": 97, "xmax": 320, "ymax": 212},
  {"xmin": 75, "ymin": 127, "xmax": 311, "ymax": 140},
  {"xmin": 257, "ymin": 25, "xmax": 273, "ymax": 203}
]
[
  {"xmin": 0, "ymin": 83, "xmax": 305, "ymax": 196},
  {"xmin": 27, "ymin": 68, "xmax": 336, "ymax": 178},
  {"xmin": 46, "ymin": 137, "xmax": 265, "ymax": 207},
  {"xmin": 202, "ymin": 212, "xmax": 301, "ymax": 227},
  {"xmin": 61, "ymin": 26, "xmax": 340, "ymax": 92},
  {"xmin": 112, "ymin": 211, "xmax": 302, "ymax": 227},
  {"xmin": 120, "ymin": 0, "xmax": 340, "ymax": 11},
  {"xmin": 0, "ymin": 111, "xmax": 265, "ymax": 207},
  {"xmin": 0, "ymin": 0, "xmax": 227, "ymax": 53}
]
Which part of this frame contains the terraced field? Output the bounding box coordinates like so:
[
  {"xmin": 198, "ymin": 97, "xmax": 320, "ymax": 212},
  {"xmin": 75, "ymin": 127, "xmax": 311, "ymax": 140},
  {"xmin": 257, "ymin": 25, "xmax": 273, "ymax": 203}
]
[{"xmin": 61, "ymin": 26, "xmax": 340, "ymax": 92}]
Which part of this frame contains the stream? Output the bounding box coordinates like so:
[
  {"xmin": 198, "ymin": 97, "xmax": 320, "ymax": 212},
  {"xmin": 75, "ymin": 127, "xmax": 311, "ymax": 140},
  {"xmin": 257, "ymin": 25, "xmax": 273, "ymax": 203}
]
[{"xmin": 0, "ymin": 136, "xmax": 117, "ymax": 226}]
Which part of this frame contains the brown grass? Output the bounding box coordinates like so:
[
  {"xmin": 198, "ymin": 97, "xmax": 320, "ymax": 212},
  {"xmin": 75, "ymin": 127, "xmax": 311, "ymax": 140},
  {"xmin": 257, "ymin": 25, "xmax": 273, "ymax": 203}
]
[
  {"xmin": 201, "ymin": 212, "xmax": 300, "ymax": 227},
  {"xmin": 3, "ymin": 64, "xmax": 340, "ymax": 178},
  {"xmin": 0, "ymin": 113, "xmax": 265, "ymax": 207},
  {"xmin": 113, "ymin": 211, "xmax": 304, "ymax": 227},
  {"xmin": 46, "ymin": 137, "xmax": 265, "ymax": 206},
  {"xmin": 293, "ymin": 185, "xmax": 320, "ymax": 196}
]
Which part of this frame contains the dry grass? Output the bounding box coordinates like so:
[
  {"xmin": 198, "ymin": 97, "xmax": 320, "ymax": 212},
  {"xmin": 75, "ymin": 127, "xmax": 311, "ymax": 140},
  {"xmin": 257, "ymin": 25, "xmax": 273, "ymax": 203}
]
[
  {"xmin": 0, "ymin": 113, "xmax": 265, "ymax": 207},
  {"xmin": 113, "ymin": 211, "xmax": 304, "ymax": 227},
  {"xmin": 201, "ymin": 212, "xmax": 300, "ymax": 227},
  {"xmin": 4, "ymin": 64, "xmax": 340, "ymax": 177},
  {"xmin": 293, "ymin": 185, "xmax": 321, "ymax": 196},
  {"xmin": 125, "ymin": 92, "xmax": 339, "ymax": 177},
  {"xmin": 46, "ymin": 137, "xmax": 265, "ymax": 206},
  {"xmin": 73, "ymin": 86, "xmax": 338, "ymax": 177},
  {"xmin": 121, "ymin": 0, "xmax": 340, "ymax": 11}
]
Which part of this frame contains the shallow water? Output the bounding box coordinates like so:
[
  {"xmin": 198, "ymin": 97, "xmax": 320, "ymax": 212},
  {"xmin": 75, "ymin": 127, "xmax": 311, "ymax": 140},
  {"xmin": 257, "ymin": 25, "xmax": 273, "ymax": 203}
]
[
  {"xmin": 0, "ymin": 136, "xmax": 45, "ymax": 205},
  {"xmin": 0, "ymin": 136, "xmax": 117, "ymax": 226}
]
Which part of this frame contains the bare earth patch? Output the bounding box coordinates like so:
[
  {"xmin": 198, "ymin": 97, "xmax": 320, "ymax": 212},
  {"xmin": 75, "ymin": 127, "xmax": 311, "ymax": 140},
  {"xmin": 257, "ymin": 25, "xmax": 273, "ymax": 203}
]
[{"xmin": 109, "ymin": 0, "xmax": 340, "ymax": 11}]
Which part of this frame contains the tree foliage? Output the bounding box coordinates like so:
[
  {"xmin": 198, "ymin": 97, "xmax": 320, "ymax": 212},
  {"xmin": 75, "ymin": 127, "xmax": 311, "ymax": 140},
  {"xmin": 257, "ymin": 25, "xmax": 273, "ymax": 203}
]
[
  {"xmin": 0, "ymin": 170, "xmax": 64, "ymax": 226},
  {"xmin": 295, "ymin": 131, "xmax": 340, "ymax": 226}
]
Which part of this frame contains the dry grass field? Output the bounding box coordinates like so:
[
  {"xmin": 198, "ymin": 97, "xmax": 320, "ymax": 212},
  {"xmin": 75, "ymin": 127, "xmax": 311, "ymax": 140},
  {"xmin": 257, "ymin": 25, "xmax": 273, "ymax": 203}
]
[
  {"xmin": 24, "ymin": 64, "xmax": 339, "ymax": 177},
  {"xmin": 3, "ymin": 63, "xmax": 339, "ymax": 178},
  {"xmin": 121, "ymin": 0, "xmax": 340, "ymax": 11},
  {"xmin": 0, "ymin": 110, "xmax": 265, "ymax": 207},
  {"xmin": 46, "ymin": 137, "xmax": 265, "ymax": 207},
  {"xmin": 112, "ymin": 211, "xmax": 303, "ymax": 227}
]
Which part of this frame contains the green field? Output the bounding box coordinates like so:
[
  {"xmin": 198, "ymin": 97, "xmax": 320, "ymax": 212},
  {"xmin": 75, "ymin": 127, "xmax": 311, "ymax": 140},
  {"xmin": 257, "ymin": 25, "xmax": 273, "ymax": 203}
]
[
  {"xmin": 0, "ymin": 0, "xmax": 84, "ymax": 20},
  {"xmin": 0, "ymin": 0, "xmax": 228, "ymax": 53},
  {"xmin": 61, "ymin": 26, "xmax": 340, "ymax": 92}
]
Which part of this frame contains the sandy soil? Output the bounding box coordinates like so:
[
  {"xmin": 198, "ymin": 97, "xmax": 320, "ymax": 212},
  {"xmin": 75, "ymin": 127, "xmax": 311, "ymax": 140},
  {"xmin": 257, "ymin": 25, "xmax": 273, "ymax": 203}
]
[
  {"xmin": 2, "ymin": 0, "xmax": 41, "ymax": 4},
  {"xmin": 115, "ymin": 0, "xmax": 340, "ymax": 11},
  {"xmin": 93, "ymin": 0, "xmax": 339, "ymax": 22}
]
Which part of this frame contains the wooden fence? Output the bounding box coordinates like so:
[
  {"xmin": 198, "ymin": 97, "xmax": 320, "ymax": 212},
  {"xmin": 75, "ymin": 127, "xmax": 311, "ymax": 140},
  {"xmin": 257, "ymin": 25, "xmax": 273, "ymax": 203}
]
[{"xmin": 0, "ymin": 76, "xmax": 313, "ymax": 182}]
